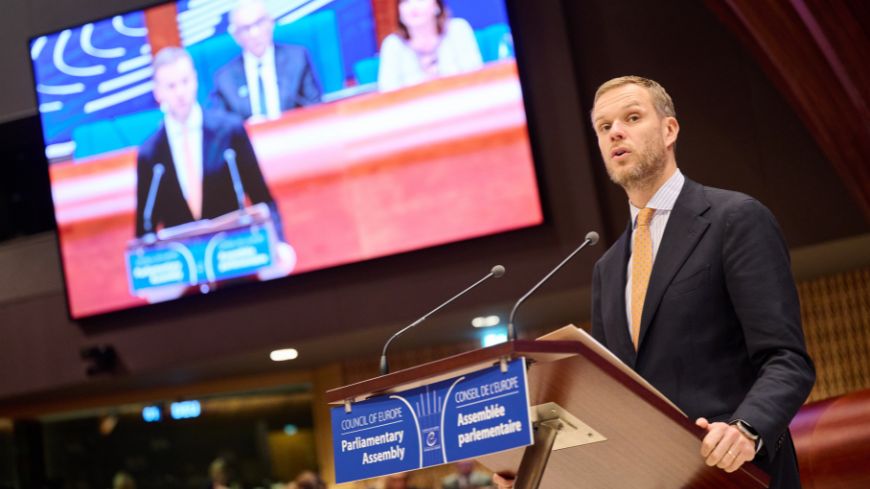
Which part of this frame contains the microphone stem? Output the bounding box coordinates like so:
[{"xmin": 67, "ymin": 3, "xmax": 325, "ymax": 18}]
[
  {"xmin": 380, "ymin": 270, "xmax": 495, "ymax": 374},
  {"xmin": 508, "ymin": 237, "xmax": 593, "ymax": 341},
  {"xmin": 224, "ymin": 151, "xmax": 246, "ymax": 211},
  {"xmin": 144, "ymin": 165, "xmax": 164, "ymax": 234}
]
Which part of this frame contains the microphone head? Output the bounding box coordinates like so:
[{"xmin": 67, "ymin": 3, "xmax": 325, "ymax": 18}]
[
  {"xmin": 153, "ymin": 163, "xmax": 165, "ymax": 176},
  {"xmin": 585, "ymin": 231, "xmax": 600, "ymax": 246},
  {"xmin": 223, "ymin": 148, "xmax": 236, "ymax": 161},
  {"xmin": 491, "ymin": 265, "xmax": 506, "ymax": 278}
]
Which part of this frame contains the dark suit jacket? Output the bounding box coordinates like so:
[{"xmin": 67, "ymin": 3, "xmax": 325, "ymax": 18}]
[
  {"xmin": 135, "ymin": 109, "xmax": 284, "ymax": 241},
  {"xmin": 209, "ymin": 43, "xmax": 322, "ymax": 119},
  {"xmin": 591, "ymin": 178, "xmax": 814, "ymax": 489}
]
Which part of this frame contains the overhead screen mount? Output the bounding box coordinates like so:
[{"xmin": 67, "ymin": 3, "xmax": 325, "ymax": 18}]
[{"xmin": 80, "ymin": 344, "xmax": 120, "ymax": 376}]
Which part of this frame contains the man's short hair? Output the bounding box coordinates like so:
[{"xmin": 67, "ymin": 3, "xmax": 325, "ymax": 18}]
[
  {"xmin": 229, "ymin": 0, "xmax": 272, "ymax": 32},
  {"xmin": 593, "ymin": 76, "xmax": 676, "ymax": 119},
  {"xmin": 152, "ymin": 46, "xmax": 193, "ymax": 74}
]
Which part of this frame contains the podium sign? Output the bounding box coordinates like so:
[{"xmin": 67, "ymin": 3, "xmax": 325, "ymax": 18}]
[
  {"xmin": 126, "ymin": 225, "xmax": 274, "ymax": 292},
  {"xmin": 331, "ymin": 358, "xmax": 533, "ymax": 484},
  {"xmin": 126, "ymin": 205, "xmax": 279, "ymax": 293}
]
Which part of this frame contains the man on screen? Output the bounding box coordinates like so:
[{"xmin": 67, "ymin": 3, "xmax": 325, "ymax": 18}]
[
  {"xmin": 209, "ymin": 0, "xmax": 322, "ymax": 120},
  {"xmin": 494, "ymin": 76, "xmax": 814, "ymax": 488},
  {"xmin": 135, "ymin": 47, "xmax": 294, "ymax": 278}
]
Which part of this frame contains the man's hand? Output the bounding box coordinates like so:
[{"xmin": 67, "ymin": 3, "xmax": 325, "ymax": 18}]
[
  {"xmin": 492, "ymin": 473, "xmax": 515, "ymax": 489},
  {"xmin": 696, "ymin": 417, "xmax": 756, "ymax": 473},
  {"xmin": 257, "ymin": 241, "xmax": 297, "ymax": 280}
]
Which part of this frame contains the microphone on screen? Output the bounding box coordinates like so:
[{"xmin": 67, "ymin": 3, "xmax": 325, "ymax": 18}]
[
  {"xmin": 143, "ymin": 163, "xmax": 165, "ymax": 235},
  {"xmin": 223, "ymin": 148, "xmax": 247, "ymax": 212}
]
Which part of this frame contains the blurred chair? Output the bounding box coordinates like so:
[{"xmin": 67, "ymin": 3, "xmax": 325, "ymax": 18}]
[
  {"xmin": 791, "ymin": 388, "xmax": 870, "ymax": 489},
  {"xmin": 273, "ymin": 9, "xmax": 345, "ymax": 94},
  {"xmin": 353, "ymin": 56, "xmax": 380, "ymax": 85},
  {"xmin": 72, "ymin": 109, "xmax": 163, "ymax": 160},
  {"xmin": 474, "ymin": 23, "xmax": 512, "ymax": 63},
  {"xmin": 187, "ymin": 33, "xmax": 240, "ymax": 105}
]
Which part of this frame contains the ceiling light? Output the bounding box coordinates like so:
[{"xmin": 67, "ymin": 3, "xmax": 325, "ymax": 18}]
[
  {"xmin": 471, "ymin": 315, "xmax": 501, "ymax": 328},
  {"xmin": 270, "ymin": 348, "xmax": 299, "ymax": 362}
]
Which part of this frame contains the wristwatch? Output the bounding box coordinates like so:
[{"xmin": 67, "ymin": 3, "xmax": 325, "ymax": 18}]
[{"xmin": 731, "ymin": 419, "xmax": 762, "ymax": 453}]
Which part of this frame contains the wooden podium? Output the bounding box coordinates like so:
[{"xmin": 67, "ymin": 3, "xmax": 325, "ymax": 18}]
[{"xmin": 326, "ymin": 329, "xmax": 770, "ymax": 489}]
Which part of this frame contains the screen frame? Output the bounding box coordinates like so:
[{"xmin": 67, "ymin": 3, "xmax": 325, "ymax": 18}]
[{"xmin": 27, "ymin": 0, "xmax": 555, "ymax": 322}]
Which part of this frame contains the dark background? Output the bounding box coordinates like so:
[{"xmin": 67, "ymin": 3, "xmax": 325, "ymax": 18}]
[{"xmin": 0, "ymin": 0, "xmax": 866, "ymax": 412}]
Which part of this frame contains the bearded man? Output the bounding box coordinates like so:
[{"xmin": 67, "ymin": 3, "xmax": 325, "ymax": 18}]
[{"xmin": 496, "ymin": 76, "xmax": 815, "ymax": 489}]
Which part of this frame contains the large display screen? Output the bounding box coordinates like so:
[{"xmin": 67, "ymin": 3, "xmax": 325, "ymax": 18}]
[{"xmin": 30, "ymin": 0, "xmax": 543, "ymax": 318}]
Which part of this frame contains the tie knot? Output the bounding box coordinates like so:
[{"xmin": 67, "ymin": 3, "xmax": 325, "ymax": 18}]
[{"xmin": 637, "ymin": 207, "xmax": 655, "ymax": 226}]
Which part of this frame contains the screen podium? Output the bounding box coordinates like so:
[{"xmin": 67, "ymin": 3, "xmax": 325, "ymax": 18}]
[
  {"xmin": 326, "ymin": 329, "xmax": 770, "ymax": 488},
  {"xmin": 125, "ymin": 203, "xmax": 282, "ymax": 297}
]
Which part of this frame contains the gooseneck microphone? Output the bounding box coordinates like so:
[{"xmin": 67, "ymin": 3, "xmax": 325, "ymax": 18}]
[
  {"xmin": 223, "ymin": 148, "xmax": 246, "ymax": 211},
  {"xmin": 380, "ymin": 265, "xmax": 506, "ymax": 375},
  {"xmin": 143, "ymin": 163, "xmax": 165, "ymax": 234},
  {"xmin": 507, "ymin": 231, "xmax": 599, "ymax": 341}
]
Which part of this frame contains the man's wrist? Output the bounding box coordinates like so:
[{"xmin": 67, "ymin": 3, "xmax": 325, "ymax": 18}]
[{"xmin": 730, "ymin": 419, "xmax": 762, "ymax": 453}]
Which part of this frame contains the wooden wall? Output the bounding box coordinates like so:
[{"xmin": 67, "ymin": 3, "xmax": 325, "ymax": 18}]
[{"xmin": 800, "ymin": 267, "xmax": 870, "ymax": 402}]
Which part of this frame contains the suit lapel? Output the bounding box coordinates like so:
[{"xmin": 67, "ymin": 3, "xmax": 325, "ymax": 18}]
[
  {"xmin": 200, "ymin": 115, "xmax": 222, "ymax": 217},
  {"xmin": 602, "ymin": 224, "xmax": 638, "ymax": 367},
  {"xmin": 154, "ymin": 124, "xmax": 194, "ymax": 225},
  {"xmin": 273, "ymin": 45, "xmax": 290, "ymax": 107},
  {"xmin": 637, "ymin": 179, "xmax": 711, "ymax": 349},
  {"xmin": 230, "ymin": 58, "xmax": 251, "ymax": 118}
]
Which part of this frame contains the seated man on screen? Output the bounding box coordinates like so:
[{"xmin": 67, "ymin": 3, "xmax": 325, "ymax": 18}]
[
  {"xmin": 135, "ymin": 47, "xmax": 295, "ymax": 287},
  {"xmin": 210, "ymin": 0, "xmax": 322, "ymax": 121}
]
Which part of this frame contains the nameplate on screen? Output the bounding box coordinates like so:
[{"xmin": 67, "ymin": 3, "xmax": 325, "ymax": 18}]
[
  {"xmin": 331, "ymin": 357, "xmax": 533, "ymax": 484},
  {"xmin": 126, "ymin": 223, "xmax": 275, "ymax": 293}
]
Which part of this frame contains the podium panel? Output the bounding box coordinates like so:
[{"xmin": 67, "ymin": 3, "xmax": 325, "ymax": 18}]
[
  {"xmin": 330, "ymin": 358, "xmax": 534, "ymax": 484},
  {"xmin": 125, "ymin": 203, "xmax": 279, "ymax": 293},
  {"xmin": 327, "ymin": 336, "xmax": 770, "ymax": 489},
  {"xmin": 477, "ymin": 352, "xmax": 769, "ymax": 488}
]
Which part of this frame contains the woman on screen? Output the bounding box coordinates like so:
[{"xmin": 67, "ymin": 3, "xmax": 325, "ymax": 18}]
[{"xmin": 377, "ymin": 0, "xmax": 483, "ymax": 91}]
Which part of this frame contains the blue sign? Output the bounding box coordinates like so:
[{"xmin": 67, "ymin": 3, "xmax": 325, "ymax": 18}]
[
  {"xmin": 170, "ymin": 400, "xmax": 201, "ymax": 419},
  {"xmin": 331, "ymin": 358, "xmax": 532, "ymax": 484},
  {"xmin": 126, "ymin": 224, "xmax": 275, "ymax": 293},
  {"xmin": 142, "ymin": 405, "xmax": 161, "ymax": 422}
]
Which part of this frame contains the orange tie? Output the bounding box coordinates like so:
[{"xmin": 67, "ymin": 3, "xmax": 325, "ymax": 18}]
[
  {"xmin": 631, "ymin": 207, "xmax": 655, "ymax": 350},
  {"xmin": 182, "ymin": 126, "xmax": 202, "ymax": 219}
]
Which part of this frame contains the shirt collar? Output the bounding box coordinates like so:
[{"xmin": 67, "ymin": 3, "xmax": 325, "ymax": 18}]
[
  {"xmin": 243, "ymin": 43, "xmax": 275, "ymax": 70},
  {"xmin": 164, "ymin": 103, "xmax": 203, "ymax": 135},
  {"xmin": 629, "ymin": 168, "xmax": 685, "ymax": 226}
]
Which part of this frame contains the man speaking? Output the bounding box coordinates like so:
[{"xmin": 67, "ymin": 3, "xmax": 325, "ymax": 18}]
[
  {"xmin": 135, "ymin": 47, "xmax": 283, "ymax": 239},
  {"xmin": 210, "ymin": 0, "xmax": 322, "ymax": 120},
  {"xmin": 135, "ymin": 47, "xmax": 294, "ymax": 281},
  {"xmin": 495, "ymin": 76, "xmax": 815, "ymax": 488}
]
